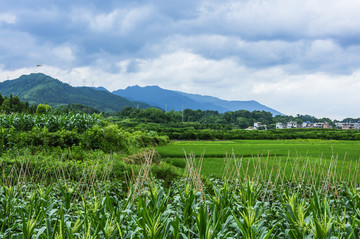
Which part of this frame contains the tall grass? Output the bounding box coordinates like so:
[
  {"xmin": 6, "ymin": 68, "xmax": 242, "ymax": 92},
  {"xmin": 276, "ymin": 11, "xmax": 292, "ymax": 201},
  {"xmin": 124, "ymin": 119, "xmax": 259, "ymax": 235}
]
[{"xmin": 1, "ymin": 149, "xmax": 360, "ymax": 238}]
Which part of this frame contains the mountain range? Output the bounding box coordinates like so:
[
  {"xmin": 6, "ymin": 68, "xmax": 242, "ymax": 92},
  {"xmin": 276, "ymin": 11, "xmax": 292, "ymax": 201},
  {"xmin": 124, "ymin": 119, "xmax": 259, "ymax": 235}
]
[
  {"xmin": 113, "ymin": 85, "xmax": 283, "ymax": 115},
  {"xmin": 0, "ymin": 73, "xmax": 150, "ymax": 112},
  {"xmin": 0, "ymin": 73, "xmax": 283, "ymax": 115}
]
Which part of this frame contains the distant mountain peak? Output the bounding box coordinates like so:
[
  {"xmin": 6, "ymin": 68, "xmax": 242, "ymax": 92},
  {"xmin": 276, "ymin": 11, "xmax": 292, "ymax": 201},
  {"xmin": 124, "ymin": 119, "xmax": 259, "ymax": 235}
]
[
  {"xmin": 0, "ymin": 73, "xmax": 151, "ymax": 112},
  {"xmin": 113, "ymin": 85, "xmax": 283, "ymax": 115},
  {"xmin": 90, "ymin": 86, "xmax": 109, "ymax": 92},
  {"xmin": 126, "ymin": 85, "xmax": 161, "ymax": 89}
]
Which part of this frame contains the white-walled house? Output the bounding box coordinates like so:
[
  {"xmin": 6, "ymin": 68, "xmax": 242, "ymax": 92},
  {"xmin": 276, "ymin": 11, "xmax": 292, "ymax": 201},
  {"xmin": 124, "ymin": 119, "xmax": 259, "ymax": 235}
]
[
  {"xmin": 254, "ymin": 122, "xmax": 267, "ymax": 130},
  {"xmin": 335, "ymin": 122, "xmax": 360, "ymax": 130},
  {"xmin": 287, "ymin": 121, "xmax": 298, "ymax": 128},
  {"xmin": 276, "ymin": 122, "xmax": 284, "ymax": 129},
  {"xmin": 312, "ymin": 122, "xmax": 324, "ymax": 128}
]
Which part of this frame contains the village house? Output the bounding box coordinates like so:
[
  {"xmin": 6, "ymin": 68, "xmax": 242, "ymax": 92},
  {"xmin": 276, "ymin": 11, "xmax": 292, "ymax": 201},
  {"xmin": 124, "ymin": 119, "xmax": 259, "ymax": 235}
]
[
  {"xmin": 276, "ymin": 122, "xmax": 284, "ymax": 129},
  {"xmin": 253, "ymin": 122, "xmax": 267, "ymax": 130},
  {"xmin": 301, "ymin": 122, "xmax": 331, "ymax": 129},
  {"xmin": 335, "ymin": 122, "xmax": 360, "ymax": 130},
  {"xmin": 276, "ymin": 121, "xmax": 332, "ymax": 129},
  {"xmin": 287, "ymin": 121, "xmax": 298, "ymax": 128},
  {"xmin": 301, "ymin": 121, "xmax": 312, "ymax": 128},
  {"xmin": 312, "ymin": 122, "xmax": 324, "ymax": 128}
]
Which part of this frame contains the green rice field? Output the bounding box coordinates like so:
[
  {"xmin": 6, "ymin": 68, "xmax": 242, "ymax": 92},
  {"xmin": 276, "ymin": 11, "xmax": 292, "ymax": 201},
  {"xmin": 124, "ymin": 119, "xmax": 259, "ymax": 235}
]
[{"xmin": 156, "ymin": 139, "xmax": 360, "ymax": 183}]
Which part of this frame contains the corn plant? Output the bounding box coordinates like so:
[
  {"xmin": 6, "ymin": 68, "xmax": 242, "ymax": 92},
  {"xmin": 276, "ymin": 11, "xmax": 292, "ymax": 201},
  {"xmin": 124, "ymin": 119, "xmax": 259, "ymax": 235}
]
[
  {"xmin": 0, "ymin": 113, "xmax": 102, "ymax": 132},
  {"xmin": 281, "ymin": 189, "xmax": 311, "ymax": 238}
]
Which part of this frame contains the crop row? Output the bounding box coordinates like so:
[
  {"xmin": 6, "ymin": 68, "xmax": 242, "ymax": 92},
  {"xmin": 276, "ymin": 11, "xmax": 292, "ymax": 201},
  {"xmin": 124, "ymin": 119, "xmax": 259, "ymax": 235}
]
[
  {"xmin": 0, "ymin": 150, "xmax": 359, "ymax": 238},
  {"xmin": 0, "ymin": 178, "xmax": 359, "ymax": 238},
  {"xmin": 0, "ymin": 113, "xmax": 102, "ymax": 132}
]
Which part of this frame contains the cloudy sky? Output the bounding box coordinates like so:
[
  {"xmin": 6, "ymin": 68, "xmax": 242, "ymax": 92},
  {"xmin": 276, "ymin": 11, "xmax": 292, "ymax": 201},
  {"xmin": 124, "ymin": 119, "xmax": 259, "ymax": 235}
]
[{"xmin": 1, "ymin": 0, "xmax": 360, "ymax": 119}]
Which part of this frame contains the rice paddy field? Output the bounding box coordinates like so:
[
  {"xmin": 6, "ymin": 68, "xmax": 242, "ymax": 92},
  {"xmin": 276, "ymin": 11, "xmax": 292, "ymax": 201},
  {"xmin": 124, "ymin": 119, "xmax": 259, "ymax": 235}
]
[{"xmin": 157, "ymin": 139, "xmax": 360, "ymax": 184}]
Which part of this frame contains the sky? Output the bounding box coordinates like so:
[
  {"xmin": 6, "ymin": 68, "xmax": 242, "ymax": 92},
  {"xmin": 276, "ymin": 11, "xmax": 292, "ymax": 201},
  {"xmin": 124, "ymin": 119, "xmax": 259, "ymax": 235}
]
[{"xmin": 0, "ymin": 0, "xmax": 360, "ymax": 119}]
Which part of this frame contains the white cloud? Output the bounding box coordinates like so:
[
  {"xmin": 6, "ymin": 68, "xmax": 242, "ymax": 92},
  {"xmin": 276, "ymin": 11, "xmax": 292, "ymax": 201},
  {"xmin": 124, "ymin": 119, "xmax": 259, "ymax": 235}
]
[
  {"xmin": 0, "ymin": 13, "xmax": 17, "ymax": 24},
  {"xmin": 196, "ymin": 0, "xmax": 360, "ymax": 39},
  {"xmin": 305, "ymin": 0, "xmax": 360, "ymax": 36},
  {"xmin": 76, "ymin": 6, "xmax": 154, "ymax": 35},
  {"xmin": 249, "ymin": 71, "xmax": 360, "ymax": 119},
  {"xmin": 51, "ymin": 45, "xmax": 76, "ymax": 63}
]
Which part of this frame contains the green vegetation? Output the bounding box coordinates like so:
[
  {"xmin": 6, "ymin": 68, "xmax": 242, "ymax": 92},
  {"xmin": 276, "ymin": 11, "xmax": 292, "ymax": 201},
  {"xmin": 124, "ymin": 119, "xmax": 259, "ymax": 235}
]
[
  {"xmin": 110, "ymin": 107, "xmax": 360, "ymax": 141},
  {"xmin": 1, "ymin": 150, "xmax": 360, "ymax": 238},
  {"xmin": 0, "ymin": 113, "xmax": 168, "ymax": 154},
  {"xmin": 114, "ymin": 106, "xmax": 342, "ymax": 128},
  {"xmin": 0, "ymin": 73, "xmax": 151, "ymax": 112},
  {"xmin": 0, "ymin": 92, "xmax": 36, "ymax": 114},
  {"xmin": 54, "ymin": 103, "xmax": 100, "ymax": 114},
  {"xmin": 157, "ymin": 140, "xmax": 360, "ymax": 182},
  {"xmin": 36, "ymin": 104, "xmax": 52, "ymax": 114},
  {"xmin": 157, "ymin": 139, "xmax": 360, "ymax": 159},
  {"xmin": 118, "ymin": 121, "xmax": 360, "ymax": 140},
  {"xmin": 0, "ymin": 97, "xmax": 360, "ymax": 237}
]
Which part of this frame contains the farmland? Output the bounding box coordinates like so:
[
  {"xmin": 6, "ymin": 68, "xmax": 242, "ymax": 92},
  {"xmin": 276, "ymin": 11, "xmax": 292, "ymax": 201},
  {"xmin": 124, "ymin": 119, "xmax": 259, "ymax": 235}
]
[
  {"xmin": 1, "ymin": 145, "xmax": 360, "ymax": 238},
  {"xmin": 156, "ymin": 140, "xmax": 360, "ymax": 183},
  {"xmin": 156, "ymin": 139, "xmax": 360, "ymax": 159},
  {"xmin": 1, "ymin": 111, "xmax": 360, "ymax": 237}
]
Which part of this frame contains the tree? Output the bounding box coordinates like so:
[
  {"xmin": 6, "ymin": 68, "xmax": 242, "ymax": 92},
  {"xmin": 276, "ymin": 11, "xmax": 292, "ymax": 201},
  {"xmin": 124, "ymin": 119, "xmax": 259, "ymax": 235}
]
[
  {"xmin": 236, "ymin": 117, "xmax": 250, "ymax": 129},
  {"xmin": 36, "ymin": 104, "xmax": 52, "ymax": 114},
  {"xmin": 0, "ymin": 93, "xmax": 3, "ymax": 106}
]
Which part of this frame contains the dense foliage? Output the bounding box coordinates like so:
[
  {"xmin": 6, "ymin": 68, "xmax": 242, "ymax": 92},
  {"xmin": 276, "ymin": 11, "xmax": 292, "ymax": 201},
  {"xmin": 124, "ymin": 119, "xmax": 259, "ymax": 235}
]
[
  {"xmin": 114, "ymin": 107, "xmax": 344, "ymax": 129},
  {"xmin": 0, "ymin": 93, "xmax": 36, "ymax": 114},
  {"xmin": 106, "ymin": 107, "xmax": 360, "ymax": 140},
  {"xmin": 0, "ymin": 113, "xmax": 168, "ymax": 153},
  {"xmin": 0, "ymin": 113, "xmax": 101, "ymax": 132},
  {"xmin": 116, "ymin": 121, "xmax": 360, "ymax": 140},
  {"xmin": 54, "ymin": 103, "xmax": 101, "ymax": 114},
  {"xmin": 0, "ymin": 178, "xmax": 359, "ymax": 238},
  {"xmin": 36, "ymin": 104, "xmax": 52, "ymax": 114}
]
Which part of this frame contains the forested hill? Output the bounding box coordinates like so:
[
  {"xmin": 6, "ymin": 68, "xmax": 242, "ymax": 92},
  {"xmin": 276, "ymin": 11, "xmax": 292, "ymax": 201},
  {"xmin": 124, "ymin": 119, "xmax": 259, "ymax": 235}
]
[
  {"xmin": 113, "ymin": 85, "xmax": 283, "ymax": 115},
  {"xmin": 0, "ymin": 73, "xmax": 150, "ymax": 112}
]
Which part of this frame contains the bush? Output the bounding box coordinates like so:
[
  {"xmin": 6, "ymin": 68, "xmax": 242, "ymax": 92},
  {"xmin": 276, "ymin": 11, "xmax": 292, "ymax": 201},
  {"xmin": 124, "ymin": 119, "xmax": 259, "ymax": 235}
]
[{"xmin": 36, "ymin": 104, "xmax": 52, "ymax": 114}]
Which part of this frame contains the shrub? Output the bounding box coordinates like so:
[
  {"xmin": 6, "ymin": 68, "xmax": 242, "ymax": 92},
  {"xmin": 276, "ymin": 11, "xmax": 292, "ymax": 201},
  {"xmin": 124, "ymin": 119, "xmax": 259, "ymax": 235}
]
[{"xmin": 36, "ymin": 104, "xmax": 52, "ymax": 114}]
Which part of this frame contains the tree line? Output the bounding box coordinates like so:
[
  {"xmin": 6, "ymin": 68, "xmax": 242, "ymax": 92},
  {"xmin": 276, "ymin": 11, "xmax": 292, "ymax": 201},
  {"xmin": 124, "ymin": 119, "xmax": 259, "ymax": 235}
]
[
  {"xmin": 0, "ymin": 93, "xmax": 37, "ymax": 114},
  {"xmin": 114, "ymin": 106, "xmax": 346, "ymax": 129}
]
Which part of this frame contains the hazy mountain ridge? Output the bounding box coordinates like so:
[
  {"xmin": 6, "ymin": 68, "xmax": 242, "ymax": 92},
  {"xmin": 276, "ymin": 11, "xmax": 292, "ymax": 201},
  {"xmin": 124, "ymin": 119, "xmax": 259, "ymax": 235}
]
[
  {"xmin": 0, "ymin": 73, "xmax": 150, "ymax": 112},
  {"xmin": 0, "ymin": 73, "xmax": 283, "ymax": 115},
  {"xmin": 113, "ymin": 85, "xmax": 283, "ymax": 115}
]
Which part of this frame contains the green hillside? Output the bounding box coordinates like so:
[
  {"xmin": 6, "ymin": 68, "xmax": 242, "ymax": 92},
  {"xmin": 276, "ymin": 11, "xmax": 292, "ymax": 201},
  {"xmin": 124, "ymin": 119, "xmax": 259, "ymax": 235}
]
[{"xmin": 0, "ymin": 73, "xmax": 150, "ymax": 112}]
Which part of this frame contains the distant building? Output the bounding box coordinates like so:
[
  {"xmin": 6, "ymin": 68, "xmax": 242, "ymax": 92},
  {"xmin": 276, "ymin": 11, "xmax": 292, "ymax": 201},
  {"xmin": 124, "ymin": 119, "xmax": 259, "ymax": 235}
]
[
  {"xmin": 303, "ymin": 121, "xmax": 312, "ymax": 128},
  {"xmin": 335, "ymin": 122, "xmax": 360, "ymax": 130},
  {"xmin": 323, "ymin": 123, "xmax": 331, "ymax": 128},
  {"xmin": 254, "ymin": 122, "xmax": 267, "ymax": 130},
  {"xmin": 301, "ymin": 121, "xmax": 331, "ymax": 129},
  {"xmin": 275, "ymin": 121, "xmax": 335, "ymax": 130},
  {"xmin": 312, "ymin": 122, "xmax": 324, "ymax": 128},
  {"xmin": 276, "ymin": 122, "xmax": 284, "ymax": 129},
  {"xmin": 287, "ymin": 121, "xmax": 298, "ymax": 128}
]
